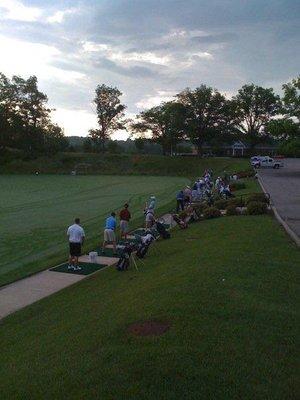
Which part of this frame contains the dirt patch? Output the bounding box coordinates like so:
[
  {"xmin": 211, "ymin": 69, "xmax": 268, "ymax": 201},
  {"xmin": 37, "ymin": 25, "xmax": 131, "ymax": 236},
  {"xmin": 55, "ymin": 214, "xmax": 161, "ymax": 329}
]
[{"xmin": 128, "ymin": 320, "xmax": 170, "ymax": 337}]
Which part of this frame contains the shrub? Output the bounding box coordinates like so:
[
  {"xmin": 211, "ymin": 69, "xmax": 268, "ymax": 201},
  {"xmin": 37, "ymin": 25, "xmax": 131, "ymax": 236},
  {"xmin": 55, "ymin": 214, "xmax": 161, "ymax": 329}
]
[
  {"xmin": 230, "ymin": 181, "xmax": 246, "ymax": 191},
  {"xmin": 227, "ymin": 197, "xmax": 245, "ymax": 207},
  {"xmin": 178, "ymin": 210, "xmax": 188, "ymax": 220},
  {"xmin": 245, "ymin": 193, "xmax": 269, "ymax": 205},
  {"xmin": 203, "ymin": 206, "xmax": 221, "ymax": 219},
  {"xmin": 226, "ymin": 204, "xmax": 239, "ymax": 216},
  {"xmin": 247, "ymin": 201, "xmax": 267, "ymax": 215},
  {"xmin": 214, "ymin": 199, "xmax": 228, "ymax": 210},
  {"xmin": 192, "ymin": 202, "xmax": 208, "ymax": 216},
  {"xmin": 278, "ymin": 138, "xmax": 300, "ymax": 158},
  {"xmin": 236, "ymin": 170, "xmax": 255, "ymax": 178}
]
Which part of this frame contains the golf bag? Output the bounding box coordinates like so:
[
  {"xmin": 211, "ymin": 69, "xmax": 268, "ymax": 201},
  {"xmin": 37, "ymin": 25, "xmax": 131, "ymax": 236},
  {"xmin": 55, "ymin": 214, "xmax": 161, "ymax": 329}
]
[
  {"xmin": 116, "ymin": 243, "xmax": 134, "ymax": 271},
  {"xmin": 136, "ymin": 232, "xmax": 155, "ymax": 259},
  {"xmin": 156, "ymin": 221, "xmax": 171, "ymax": 239},
  {"xmin": 136, "ymin": 242, "xmax": 150, "ymax": 258}
]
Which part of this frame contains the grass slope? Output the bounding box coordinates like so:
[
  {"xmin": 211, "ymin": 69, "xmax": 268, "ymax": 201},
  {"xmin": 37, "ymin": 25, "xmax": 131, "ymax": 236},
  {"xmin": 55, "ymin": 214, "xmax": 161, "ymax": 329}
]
[
  {"xmin": 0, "ymin": 216, "xmax": 298, "ymax": 400},
  {"xmin": 2, "ymin": 152, "xmax": 249, "ymax": 177},
  {"xmin": 0, "ymin": 174, "xmax": 187, "ymax": 286}
]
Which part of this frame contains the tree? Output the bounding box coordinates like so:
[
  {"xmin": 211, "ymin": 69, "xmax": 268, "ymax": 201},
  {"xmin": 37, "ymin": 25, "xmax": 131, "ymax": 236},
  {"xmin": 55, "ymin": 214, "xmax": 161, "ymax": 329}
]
[
  {"xmin": 134, "ymin": 137, "xmax": 146, "ymax": 153},
  {"xmin": 131, "ymin": 101, "xmax": 186, "ymax": 155},
  {"xmin": 282, "ymin": 76, "xmax": 300, "ymax": 120},
  {"xmin": 0, "ymin": 72, "xmax": 65, "ymax": 155},
  {"xmin": 266, "ymin": 118, "xmax": 299, "ymax": 141},
  {"xmin": 176, "ymin": 85, "xmax": 229, "ymax": 155},
  {"xmin": 89, "ymin": 84, "xmax": 126, "ymax": 151},
  {"xmin": 232, "ymin": 84, "xmax": 281, "ymax": 147}
]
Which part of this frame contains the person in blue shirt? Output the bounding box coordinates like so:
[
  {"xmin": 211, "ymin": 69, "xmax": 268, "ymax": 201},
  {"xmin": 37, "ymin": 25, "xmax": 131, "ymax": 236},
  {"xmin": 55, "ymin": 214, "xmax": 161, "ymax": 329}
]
[
  {"xmin": 176, "ymin": 190, "xmax": 185, "ymax": 213},
  {"xmin": 102, "ymin": 212, "xmax": 117, "ymax": 255}
]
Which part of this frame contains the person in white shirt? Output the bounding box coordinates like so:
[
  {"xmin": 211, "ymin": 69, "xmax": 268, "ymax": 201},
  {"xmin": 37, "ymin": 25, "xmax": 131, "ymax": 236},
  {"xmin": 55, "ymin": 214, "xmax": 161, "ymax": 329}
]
[{"xmin": 67, "ymin": 218, "xmax": 85, "ymax": 271}]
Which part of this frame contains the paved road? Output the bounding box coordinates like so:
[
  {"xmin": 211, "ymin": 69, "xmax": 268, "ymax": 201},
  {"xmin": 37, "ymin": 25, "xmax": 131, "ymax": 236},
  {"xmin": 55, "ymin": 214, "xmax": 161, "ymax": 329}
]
[{"xmin": 258, "ymin": 158, "xmax": 300, "ymax": 239}]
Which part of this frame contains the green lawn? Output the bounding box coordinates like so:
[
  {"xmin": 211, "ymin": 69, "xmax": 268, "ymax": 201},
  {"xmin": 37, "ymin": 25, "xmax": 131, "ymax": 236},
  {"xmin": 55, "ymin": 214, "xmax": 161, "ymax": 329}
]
[
  {"xmin": 0, "ymin": 174, "xmax": 188, "ymax": 286},
  {"xmin": 0, "ymin": 157, "xmax": 250, "ymax": 286},
  {"xmin": 0, "ymin": 215, "xmax": 298, "ymax": 399}
]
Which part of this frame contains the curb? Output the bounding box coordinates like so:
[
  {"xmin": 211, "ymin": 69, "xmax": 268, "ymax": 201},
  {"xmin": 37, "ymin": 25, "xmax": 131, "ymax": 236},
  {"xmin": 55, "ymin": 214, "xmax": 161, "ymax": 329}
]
[{"xmin": 258, "ymin": 177, "xmax": 300, "ymax": 247}]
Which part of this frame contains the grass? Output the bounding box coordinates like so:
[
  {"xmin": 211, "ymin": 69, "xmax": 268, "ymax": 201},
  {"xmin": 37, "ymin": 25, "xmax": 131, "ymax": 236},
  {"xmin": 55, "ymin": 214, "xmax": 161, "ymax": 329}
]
[
  {"xmin": 1, "ymin": 152, "xmax": 250, "ymax": 177},
  {"xmin": 0, "ymin": 215, "xmax": 298, "ymax": 399},
  {"xmin": 0, "ymin": 174, "xmax": 188, "ymax": 286},
  {"xmin": 0, "ymin": 157, "xmax": 250, "ymax": 286}
]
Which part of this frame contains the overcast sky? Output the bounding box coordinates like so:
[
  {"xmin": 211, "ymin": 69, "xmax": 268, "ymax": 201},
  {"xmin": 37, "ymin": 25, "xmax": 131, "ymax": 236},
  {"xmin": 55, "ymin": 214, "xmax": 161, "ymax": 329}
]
[{"xmin": 0, "ymin": 0, "xmax": 299, "ymax": 138}]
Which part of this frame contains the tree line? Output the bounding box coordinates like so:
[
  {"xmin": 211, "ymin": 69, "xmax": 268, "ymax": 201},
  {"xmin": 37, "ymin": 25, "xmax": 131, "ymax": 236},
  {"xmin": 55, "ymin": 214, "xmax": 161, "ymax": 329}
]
[
  {"xmin": 1, "ymin": 71, "xmax": 299, "ymax": 158},
  {"xmin": 88, "ymin": 77, "xmax": 299, "ymax": 156},
  {"xmin": 0, "ymin": 73, "xmax": 67, "ymax": 157}
]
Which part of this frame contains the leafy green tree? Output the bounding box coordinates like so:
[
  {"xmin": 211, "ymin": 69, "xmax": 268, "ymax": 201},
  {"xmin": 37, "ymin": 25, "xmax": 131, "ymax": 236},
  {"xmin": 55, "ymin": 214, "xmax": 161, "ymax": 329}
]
[
  {"xmin": 282, "ymin": 76, "xmax": 300, "ymax": 120},
  {"xmin": 278, "ymin": 138, "xmax": 300, "ymax": 157},
  {"xmin": 266, "ymin": 118, "xmax": 299, "ymax": 141},
  {"xmin": 176, "ymin": 85, "xmax": 229, "ymax": 155},
  {"xmin": 0, "ymin": 72, "xmax": 65, "ymax": 155},
  {"xmin": 232, "ymin": 84, "xmax": 281, "ymax": 147},
  {"xmin": 89, "ymin": 84, "xmax": 126, "ymax": 151},
  {"xmin": 132, "ymin": 101, "xmax": 186, "ymax": 155},
  {"xmin": 134, "ymin": 137, "xmax": 146, "ymax": 153}
]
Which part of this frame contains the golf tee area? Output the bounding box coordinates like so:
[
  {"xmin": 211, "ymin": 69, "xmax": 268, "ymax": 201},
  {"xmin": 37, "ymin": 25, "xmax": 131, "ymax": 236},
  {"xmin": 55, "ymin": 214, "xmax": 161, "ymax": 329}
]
[{"xmin": 0, "ymin": 156, "xmax": 299, "ymax": 400}]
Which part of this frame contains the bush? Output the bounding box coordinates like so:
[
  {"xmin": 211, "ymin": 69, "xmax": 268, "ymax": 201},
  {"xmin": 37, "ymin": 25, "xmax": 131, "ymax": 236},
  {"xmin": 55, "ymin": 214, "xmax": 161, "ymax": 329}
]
[
  {"xmin": 230, "ymin": 181, "xmax": 246, "ymax": 191},
  {"xmin": 226, "ymin": 204, "xmax": 239, "ymax": 216},
  {"xmin": 247, "ymin": 201, "xmax": 267, "ymax": 215},
  {"xmin": 245, "ymin": 193, "xmax": 269, "ymax": 205},
  {"xmin": 278, "ymin": 138, "xmax": 300, "ymax": 158},
  {"xmin": 214, "ymin": 199, "xmax": 228, "ymax": 210},
  {"xmin": 178, "ymin": 210, "xmax": 188, "ymax": 220},
  {"xmin": 227, "ymin": 197, "xmax": 245, "ymax": 207},
  {"xmin": 192, "ymin": 202, "xmax": 208, "ymax": 217},
  {"xmin": 236, "ymin": 169, "xmax": 255, "ymax": 178},
  {"xmin": 203, "ymin": 206, "xmax": 221, "ymax": 219}
]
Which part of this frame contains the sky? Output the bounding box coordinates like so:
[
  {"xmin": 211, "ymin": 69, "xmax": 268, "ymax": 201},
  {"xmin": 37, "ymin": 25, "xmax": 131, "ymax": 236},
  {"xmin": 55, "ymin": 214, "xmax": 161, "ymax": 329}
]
[{"xmin": 0, "ymin": 0, "xmax": 299, "ymax": 138}]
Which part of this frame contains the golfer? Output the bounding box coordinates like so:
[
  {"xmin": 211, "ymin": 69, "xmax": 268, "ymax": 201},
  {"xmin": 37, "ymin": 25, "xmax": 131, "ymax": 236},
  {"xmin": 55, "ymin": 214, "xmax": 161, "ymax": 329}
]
[
  {"xmin": 67, "ymin": 218, "xmax": 85, "ymax": 271},
  {"xmin": 119, "ymin": 203, "xmax": 131, "ymax": 239},
  {"xmin": 145, "ymin": 208, "xmax": 155, "ymax": 229},
  {"xmin": 102, "ymin": 212, "xmax": 117, "ymax": 255}
]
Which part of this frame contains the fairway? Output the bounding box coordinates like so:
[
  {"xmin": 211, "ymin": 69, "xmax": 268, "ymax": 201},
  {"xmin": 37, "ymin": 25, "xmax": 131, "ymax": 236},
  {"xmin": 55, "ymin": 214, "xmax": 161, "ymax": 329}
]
[{"xmin": 0, "ymin": 174, "xmax": 188, "ymax": 285}]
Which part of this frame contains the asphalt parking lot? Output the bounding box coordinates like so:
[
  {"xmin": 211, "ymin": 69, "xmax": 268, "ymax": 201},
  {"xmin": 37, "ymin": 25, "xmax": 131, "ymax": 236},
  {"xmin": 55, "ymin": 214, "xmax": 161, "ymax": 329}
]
[{"xmin": 258, "ymin": 158, "xmax": 300, "ymax": 239}]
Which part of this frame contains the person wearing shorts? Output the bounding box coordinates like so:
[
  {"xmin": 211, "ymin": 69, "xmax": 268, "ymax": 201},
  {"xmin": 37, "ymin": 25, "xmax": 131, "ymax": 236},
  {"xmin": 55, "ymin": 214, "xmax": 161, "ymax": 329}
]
[
  {"xmin": 102, "ymin": 212, "xmax": 117, "ymax": 254},
  {"xmin": 119, "ymin": 203, "xmax": 131, "ymax": 239},
  {"xmin": 67, "ymin": 218, "xmax": 85, "ymax": 271}
]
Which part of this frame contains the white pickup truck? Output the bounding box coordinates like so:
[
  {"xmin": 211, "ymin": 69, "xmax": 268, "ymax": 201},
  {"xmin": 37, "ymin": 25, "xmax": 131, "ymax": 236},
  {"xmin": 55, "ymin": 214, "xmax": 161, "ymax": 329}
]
[{"xmin": 251, "ymin": 156, "xmax": 284, "ymax": 169}]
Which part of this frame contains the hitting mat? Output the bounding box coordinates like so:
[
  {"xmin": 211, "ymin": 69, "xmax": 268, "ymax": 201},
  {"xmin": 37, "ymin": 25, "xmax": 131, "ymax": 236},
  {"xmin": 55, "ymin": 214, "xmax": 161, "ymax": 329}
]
[{"xmin": 50, "ymin": 262, "xmax": 107, "ymax": 275}]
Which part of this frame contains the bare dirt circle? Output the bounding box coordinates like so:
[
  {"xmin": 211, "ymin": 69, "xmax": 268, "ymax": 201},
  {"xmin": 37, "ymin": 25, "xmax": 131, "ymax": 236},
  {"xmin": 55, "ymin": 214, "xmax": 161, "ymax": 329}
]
[{"xmin": 128, "ymin": 320, "xmax": 170, "ymax": 337}]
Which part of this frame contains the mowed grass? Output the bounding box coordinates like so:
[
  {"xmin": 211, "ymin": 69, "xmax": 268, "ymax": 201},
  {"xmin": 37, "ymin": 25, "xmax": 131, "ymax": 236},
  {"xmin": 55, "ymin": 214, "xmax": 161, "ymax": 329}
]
[
  {"xmin": 0, "ymin": 174, "xmax": 188, "ymax": 286},
  {"xmin": 0, "ymin": 215, "xmax": 298, "ymax": 400}
]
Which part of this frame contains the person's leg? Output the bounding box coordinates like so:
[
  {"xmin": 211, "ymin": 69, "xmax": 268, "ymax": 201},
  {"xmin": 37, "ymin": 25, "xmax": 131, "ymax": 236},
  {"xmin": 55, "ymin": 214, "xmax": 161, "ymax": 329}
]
[
  {"xmin": 112, "ymin": 240, "xmax": 117, "ymax": 254},
  {"xmin": 176, "ymin": 200, "xmax": 180, "ymax": 213}
]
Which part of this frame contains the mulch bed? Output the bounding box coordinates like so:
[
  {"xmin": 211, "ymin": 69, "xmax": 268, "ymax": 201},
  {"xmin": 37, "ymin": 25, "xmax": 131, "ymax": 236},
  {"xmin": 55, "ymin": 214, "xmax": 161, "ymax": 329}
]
[{"xmin": 128, "ymin": 320, "xmax": 170, "ymax": 337}]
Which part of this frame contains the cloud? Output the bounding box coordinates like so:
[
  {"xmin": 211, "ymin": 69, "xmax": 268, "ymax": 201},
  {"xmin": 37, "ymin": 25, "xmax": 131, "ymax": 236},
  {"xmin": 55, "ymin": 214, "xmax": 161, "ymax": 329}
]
[
  {"xmin": 0, "ymin": 0, "xmax": 299, "ymax": 138},
  {"xmin": 0, "ymin": 0, "xmax": 42, "ymax": 22},
  {"xmin": 191, "ymin": 33, "xmax": 238, "ymax": 44},
  {"xmin": 95, "ymin": 58, "xmax": 160, "ymax": 78},
  {"xmin": 47, "ymin": 9, "xmax": 76, "ymax": 24}
]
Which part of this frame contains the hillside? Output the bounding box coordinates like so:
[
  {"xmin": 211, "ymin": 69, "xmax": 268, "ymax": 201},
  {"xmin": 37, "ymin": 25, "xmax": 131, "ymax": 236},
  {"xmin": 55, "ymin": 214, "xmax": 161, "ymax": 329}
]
[{"xmin": 1, "ymin": 153, "xmax": 249, "ymax": 177}]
